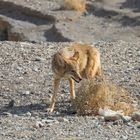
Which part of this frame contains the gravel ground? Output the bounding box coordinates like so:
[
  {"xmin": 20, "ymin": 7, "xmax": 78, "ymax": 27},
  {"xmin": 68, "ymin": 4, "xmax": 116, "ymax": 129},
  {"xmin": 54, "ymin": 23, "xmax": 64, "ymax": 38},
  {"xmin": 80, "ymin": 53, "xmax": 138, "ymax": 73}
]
[{"xmin": 0, "ymin": 41, "xmax": 140, "ymax": 140}]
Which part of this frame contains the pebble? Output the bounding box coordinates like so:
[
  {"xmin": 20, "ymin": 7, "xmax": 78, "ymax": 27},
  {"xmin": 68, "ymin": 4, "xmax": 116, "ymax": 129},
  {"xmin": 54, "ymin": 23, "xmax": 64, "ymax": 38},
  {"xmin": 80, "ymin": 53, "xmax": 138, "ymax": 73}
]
[
  {"xmin": 57, "ymin": 118, "xmax": 69, "ymax": 123},
  {"xmin": 34, "ymin": 57, "xmax": 45, "ymax": 62},
  {"xmin": 104, "ymin": 115, "xmax": 121, "ymax": 122},
  {"xmin": 33, "ymin": 67, "xmax": 39, "ymax": 72},
  {"xmin": 99, "ymin": 108, "xmax": 122, "ymax": 121},
  {"xmin": 122, "ymin": 116, "xmax": 132, "ymax": 122},
  {"xmin": 121, "ymin": 135, "xmax": 128, "ymax": 140},
  {"xmin": 13, "ymin": 114, "xmax": 19, "ymax": 118},
  {"xmin": 55, "ymin": 111, "xmax": 60, "ymax": 115},
  {"xmin": 3, "ymin": 112, "xmax": 12, "ymax": 117},
  {"xmin": 132, "ymin": 112, "xmax": 140, "ymax": 121},
  {"xmin": 26, "ymin": 112, "xmax": 32, "ymax": 116},
  {"xmin": 137, "ymin": 122, "xmax": 140, "ymax": 129},
  {"xmin": 22, "ymin": 90, "xmax": 31, "ymax": 95},
  {"xmin": 35, "ymin": 121, "xmax": 44, "ymax": 128},
  {"xmin": 42, "ymin": 118, "xmax": 59, "ymax": 124}
]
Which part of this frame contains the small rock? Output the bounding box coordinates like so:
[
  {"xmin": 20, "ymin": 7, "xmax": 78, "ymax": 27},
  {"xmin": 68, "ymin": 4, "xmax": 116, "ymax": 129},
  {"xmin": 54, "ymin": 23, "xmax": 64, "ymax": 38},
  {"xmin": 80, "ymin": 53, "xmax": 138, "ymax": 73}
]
[
  {"xmin": 97, "ymin": 116, "xmax": 104, "ymax": 121},
  {"xmin": 55, "ymin": 111, "xmax": 61, "ymax": 115},
  {"xmin": 99, "ymin": 108, "xmax": 123, "ymax": 117},
  {"xmin": 22, "ymin": 90, "xmax": 30, "ymax": 95},
  {"xmin": 99, "ymin": 108, "xmax": 122, "ymax": 121},
  {"xmin": 3, "ymin": 112, "xmax": 12, "ymax": 117},
  {"xmin": 42, "ymin": 119, "xmax": 49, "ymax": 123},
  {"xmin": 13, "ymin": 114, "xmax": 19, "ymax": 117},
  {"xmin": 132, "ymin": 112, "xmax": 140, "ymax": 121},
  {"xmin": 137, "ymin": 122, "xmax": 140, "ymax": 128},
  {"xmin": 33, "ymin": 67, "xmax": 39, "ymax": 72},
  {"xmin": 107, "ymin": 125, "xmax": 112, "ymax": 129},
  {"xmin": 42, "ymin": 118, "xmax": 58, "ymax": 124},
  {"xmin": 34, "ymin": 57, "xmax": 45, "ymax": 62},
  {"xmin": 26, "ymin": 112, "xmax": 32, "ymax": 116},
  {"xmin": 57, "ymin": 118, "xmax": 69, "ymax": 122},
  {"xmin": 35, "ymin": 121, "xmax": 44, "ymax": 128},
  {"xmin": 120, "ymin": 135, "xmax": 128, "ymax": 140},
  {"xmin": 122, "ymin": 116, "xmax": 132, "ymax": 122},
  {"xmin": 104, "ymin": 115, "xmax": 121, "ymax": 121}
]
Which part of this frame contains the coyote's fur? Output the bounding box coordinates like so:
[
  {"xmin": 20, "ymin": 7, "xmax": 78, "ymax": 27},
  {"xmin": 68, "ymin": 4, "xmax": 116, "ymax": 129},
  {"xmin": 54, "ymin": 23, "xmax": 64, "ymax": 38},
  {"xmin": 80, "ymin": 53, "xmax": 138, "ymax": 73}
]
[{"xmin": 48, "ymin": 43, "xmax": 101, "ymax": 112}]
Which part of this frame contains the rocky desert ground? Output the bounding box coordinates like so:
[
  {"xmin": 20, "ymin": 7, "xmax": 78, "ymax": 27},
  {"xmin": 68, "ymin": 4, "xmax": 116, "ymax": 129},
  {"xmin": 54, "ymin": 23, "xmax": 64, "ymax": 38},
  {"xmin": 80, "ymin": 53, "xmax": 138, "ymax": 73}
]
[{"xmin": 0, "ymin": 0, "xmax": 140, "ymax": 140}]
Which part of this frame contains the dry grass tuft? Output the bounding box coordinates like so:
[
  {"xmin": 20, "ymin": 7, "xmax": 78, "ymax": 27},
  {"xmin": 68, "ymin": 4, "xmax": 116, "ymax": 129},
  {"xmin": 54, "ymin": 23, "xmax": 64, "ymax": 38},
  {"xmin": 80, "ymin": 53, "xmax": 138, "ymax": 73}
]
[
  {"xmin": 62, "ymin": 0, "xmax": 86, "ymax": 11},
  {"xmin": 72, "ymin": 76, "xmax": 136, "ymax": 116}
]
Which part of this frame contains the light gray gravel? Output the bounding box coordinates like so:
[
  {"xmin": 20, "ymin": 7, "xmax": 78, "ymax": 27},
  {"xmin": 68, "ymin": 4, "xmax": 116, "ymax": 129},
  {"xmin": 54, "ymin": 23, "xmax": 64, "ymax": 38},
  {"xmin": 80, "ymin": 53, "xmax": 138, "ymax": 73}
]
[{"xmin": 0, "ymin": 41, "xmax": 140, "ymax": 140}]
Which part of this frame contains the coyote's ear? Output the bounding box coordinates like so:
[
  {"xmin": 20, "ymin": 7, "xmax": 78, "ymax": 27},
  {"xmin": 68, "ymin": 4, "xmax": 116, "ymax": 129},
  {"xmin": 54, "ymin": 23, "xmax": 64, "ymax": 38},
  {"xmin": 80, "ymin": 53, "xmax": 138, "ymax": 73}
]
[
  {"xmin": 55, "ymin": 53, "xmax": 66, "ymax": 68},
  {"xmin": 70, "ymin": 51, "xmax": 79, "ymax": 61}
]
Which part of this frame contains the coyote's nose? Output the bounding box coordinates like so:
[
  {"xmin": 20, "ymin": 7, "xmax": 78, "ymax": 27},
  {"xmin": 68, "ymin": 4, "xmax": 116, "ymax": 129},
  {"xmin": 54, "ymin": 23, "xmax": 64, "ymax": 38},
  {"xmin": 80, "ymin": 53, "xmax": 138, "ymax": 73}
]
[
  {"xmin": 76, "ymin": 78, "xmax": 82, "ymax": 83},
  {"xmin": 73, "ymin": 77, "xmax": 82, "ymax": 83},
  {"xmin": 79, "ymin": 78, "xmax": 82, "ymax": 81}
]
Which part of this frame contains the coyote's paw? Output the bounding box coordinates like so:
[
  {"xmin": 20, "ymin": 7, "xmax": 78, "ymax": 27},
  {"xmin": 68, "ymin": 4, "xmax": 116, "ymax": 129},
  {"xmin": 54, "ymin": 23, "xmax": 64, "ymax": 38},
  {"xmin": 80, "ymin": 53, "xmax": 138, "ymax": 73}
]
[
  {"xmin": 70, "ymin": 93, "xmax": 76, "ymax": 100},
  {"xmin": 46, "ymin": 107, "xmax": 54, "ymax": 113}
]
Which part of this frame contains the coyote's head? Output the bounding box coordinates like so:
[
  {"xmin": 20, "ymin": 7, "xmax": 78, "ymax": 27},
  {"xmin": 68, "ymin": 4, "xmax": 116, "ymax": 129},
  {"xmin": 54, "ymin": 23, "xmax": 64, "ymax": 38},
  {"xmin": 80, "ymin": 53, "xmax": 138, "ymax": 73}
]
[
  {"xmin": 53, "ymin": 51, "xmax": 82, "ymax": 83},
  {"xmin": 65, "ymin": 51, "xmax": 82, "ymax": 83}
]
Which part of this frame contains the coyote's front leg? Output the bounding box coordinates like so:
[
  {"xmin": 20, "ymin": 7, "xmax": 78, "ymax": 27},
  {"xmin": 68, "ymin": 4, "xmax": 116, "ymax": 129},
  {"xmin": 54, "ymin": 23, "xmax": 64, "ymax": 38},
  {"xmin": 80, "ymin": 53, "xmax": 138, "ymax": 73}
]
[
  {"xmin": 48, "ymin": 78, "xmax": 60, "ymax": 112},
  {"xmin": 69, "ymin": 78, "xmax": 75, "ymax": 99}
]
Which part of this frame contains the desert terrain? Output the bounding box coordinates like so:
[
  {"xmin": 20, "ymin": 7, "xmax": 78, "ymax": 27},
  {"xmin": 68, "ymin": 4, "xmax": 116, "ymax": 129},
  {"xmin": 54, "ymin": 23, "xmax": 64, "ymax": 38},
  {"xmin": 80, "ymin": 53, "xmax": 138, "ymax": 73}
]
[{"xmin": 0, "ymin": 0, "xmax": 140, "ymax": 140}]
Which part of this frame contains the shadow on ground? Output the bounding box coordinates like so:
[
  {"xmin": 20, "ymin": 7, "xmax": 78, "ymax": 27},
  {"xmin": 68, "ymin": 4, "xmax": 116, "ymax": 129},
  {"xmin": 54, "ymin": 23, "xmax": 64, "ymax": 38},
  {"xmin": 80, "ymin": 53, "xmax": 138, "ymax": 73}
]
[
  {"xmin": 44, "ymin": 25, "xmax": 71, "ymax": 42},
  {"xmin": 87, "ymin": 2, "xmax": 140, "ymax": 27},
  {"xmin": 0, "ymin": 1, "xmax": 55, "ymax": 25},
  {"xmin": 0, "ymin": 100, "xmax": 76, "ymax": 117},
  {"xmin": 120, "ymin": 0, "xmax": 140, "ymax": 12},
  {"xmin": 0, "ymin": 103, "xmax": 48, "ymax": 116}
]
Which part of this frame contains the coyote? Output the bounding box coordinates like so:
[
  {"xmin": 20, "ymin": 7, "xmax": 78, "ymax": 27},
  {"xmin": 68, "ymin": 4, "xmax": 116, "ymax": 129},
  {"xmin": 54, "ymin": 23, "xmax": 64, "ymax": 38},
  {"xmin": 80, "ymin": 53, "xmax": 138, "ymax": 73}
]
[{"xmin": 48, "ymin": 43, "xmax": 101, "ymax": 112}]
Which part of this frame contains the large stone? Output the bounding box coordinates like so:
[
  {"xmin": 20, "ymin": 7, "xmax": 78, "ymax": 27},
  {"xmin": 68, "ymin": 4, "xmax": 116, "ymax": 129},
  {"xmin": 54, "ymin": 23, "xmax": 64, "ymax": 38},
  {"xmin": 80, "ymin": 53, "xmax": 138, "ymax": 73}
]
[{"xmin": 99, "ymin": 108, "xmax": 122, "ymax": 121}]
